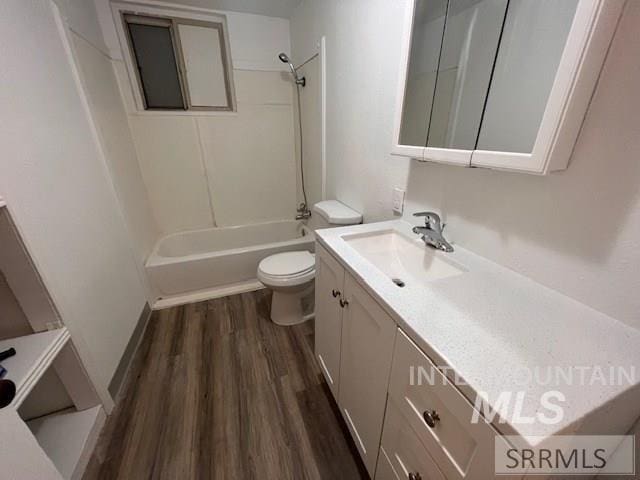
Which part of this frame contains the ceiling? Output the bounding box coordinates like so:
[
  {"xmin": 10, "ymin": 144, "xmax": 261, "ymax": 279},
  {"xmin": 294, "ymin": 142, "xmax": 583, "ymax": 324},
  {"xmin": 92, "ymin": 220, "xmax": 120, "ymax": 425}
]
[{"xmin": 167, "ymin": 0, "xmax": 304, "ymax": 19}]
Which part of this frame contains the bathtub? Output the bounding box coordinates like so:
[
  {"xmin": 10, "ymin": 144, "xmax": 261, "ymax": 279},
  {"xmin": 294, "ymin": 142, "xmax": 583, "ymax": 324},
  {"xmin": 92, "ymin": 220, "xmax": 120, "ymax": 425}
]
[{"xmin": 147, "ymin": 220, "xmax": 314, "ymax": 297}]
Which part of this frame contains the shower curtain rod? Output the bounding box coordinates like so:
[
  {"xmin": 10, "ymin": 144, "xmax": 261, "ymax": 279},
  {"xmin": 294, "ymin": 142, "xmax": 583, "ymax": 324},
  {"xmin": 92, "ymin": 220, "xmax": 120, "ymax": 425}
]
[{"xmin": 295, "ymin": 52, "xmax": 319, "ymax": 70}]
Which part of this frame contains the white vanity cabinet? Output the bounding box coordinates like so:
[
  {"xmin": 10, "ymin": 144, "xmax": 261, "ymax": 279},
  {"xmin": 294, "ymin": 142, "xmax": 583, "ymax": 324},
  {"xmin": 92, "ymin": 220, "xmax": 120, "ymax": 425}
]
[
  {"xmin": 314, "ymin": 245, "xmax": 397, "ymax": 475},
  {"xmin": 316, "ymin": 221, "xmax": 640, "ymax": 480},
  {"xmin": 385, "ymin": 330, "xmax": 514, "ymax": 480},
  {"xmin": 315, "ymin": 241, "xmax": 518, "ymax": 480},
  {"xmin": 314, "ymin": 243, "xmax": 346, "ymax": 397}
]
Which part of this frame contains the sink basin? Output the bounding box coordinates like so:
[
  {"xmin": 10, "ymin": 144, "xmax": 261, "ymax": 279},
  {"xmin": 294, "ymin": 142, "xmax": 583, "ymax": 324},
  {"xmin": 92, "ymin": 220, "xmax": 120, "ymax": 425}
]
[{"xmin": 343, "ymin": 229, "xmax": 465, "ymax": 287}]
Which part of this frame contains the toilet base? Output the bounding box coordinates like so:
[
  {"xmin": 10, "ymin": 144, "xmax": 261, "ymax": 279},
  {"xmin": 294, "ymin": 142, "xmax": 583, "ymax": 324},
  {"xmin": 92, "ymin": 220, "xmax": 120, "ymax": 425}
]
[{"xmin": 269, "ymin": 285, "xmax": 314, "ymax": 326}]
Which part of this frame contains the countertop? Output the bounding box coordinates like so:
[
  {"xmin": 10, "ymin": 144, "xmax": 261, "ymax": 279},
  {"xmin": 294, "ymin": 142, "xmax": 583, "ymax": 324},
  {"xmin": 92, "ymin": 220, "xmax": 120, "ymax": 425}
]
[{"xmin": 316, "ymin": 220, "xmax": 640, "ymax": 444}]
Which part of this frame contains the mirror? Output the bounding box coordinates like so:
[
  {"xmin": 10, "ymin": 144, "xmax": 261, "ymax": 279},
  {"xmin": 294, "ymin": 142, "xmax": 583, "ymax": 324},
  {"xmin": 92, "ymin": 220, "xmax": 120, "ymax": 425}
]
[
  {"xmin": 398, "ymin": 0, "xmax": 580, "ymax": 154},
  {"xmin": 399, "ymin": 0, "xmax": 508, "ymax": 150},
  {"xmin": 398, "ymin": 0, "xmax": 447, "ymax": 147},
  {"xmin": 476, "ymin": 0, "xmax": 579, "ymax": 153}
]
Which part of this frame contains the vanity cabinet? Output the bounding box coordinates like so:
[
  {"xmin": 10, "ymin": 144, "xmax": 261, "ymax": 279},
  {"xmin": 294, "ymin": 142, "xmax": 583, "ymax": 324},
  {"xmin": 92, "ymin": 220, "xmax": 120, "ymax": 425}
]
[
  {"xmin": 339, "ymin": 274, "xmax": 397, "ymax": 474},
  {"xmin": 314, "ymin": 244, "xmax": 345, "ymax": 398},
  {"xmin": 386, "ymin": 330, "xmax": 510, "ymax": 480},
  {"xmin": 315, "ymin": 242, "xmax": 517, "ymax": 479},
  {"xmin": 392, "ymin": 0, "xmax": 625, "ymax": 174},
  {"xmin": 314, "ymin": 245, "xmax": 397, "ymax": 475},
  {"xmin": 378, "ymin": 398, "xmax": 446, "ymax": 480}
]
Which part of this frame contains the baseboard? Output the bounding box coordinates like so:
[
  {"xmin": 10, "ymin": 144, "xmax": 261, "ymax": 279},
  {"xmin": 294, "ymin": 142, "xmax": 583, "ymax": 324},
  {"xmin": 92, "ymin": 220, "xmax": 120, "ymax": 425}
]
[
  {"xmin": 152, "ymin": 279, "xmax": 265, "ymax": 310},
  {"xmin": 108, "ymin": 302, "xmax": 151, "ymax": 399}
]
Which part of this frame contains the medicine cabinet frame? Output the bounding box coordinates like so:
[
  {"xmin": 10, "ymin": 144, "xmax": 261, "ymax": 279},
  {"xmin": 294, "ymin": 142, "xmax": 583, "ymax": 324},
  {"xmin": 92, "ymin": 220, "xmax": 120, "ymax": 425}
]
[{"xmin": 391, "ymin": 0, "xmax": 625, "ymax": 174}]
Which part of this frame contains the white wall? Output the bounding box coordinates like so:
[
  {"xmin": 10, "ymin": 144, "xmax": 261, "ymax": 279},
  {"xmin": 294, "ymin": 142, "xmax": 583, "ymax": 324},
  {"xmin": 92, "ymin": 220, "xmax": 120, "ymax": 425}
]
[
  {"xmin": 0, "ymin": 271, "xmax": 31, "ymax": 341},
  {"xmin": 290, "ymin": 0, "xmax": 411, "ymax": 221},
  {"xmin": 95, "ymin": 0, "xmax": 296, "ymax": 60},
  {"xmin": 0, "ymin": 0, "xmax": 149, "ymax": 405},
  {"xmin": 291, "ymin": 0, "xmax": 640, "ymax": 330},
  {"xmin": 97, "ymin": 1, "xmax": 298, "ymax": 234}
]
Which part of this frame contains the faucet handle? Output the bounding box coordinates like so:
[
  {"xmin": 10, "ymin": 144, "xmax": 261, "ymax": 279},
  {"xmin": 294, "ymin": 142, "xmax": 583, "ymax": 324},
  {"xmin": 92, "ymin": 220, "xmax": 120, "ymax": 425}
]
[{"xmin": 413, "ymin": 211, "xmax": 441, "ymax": 229}]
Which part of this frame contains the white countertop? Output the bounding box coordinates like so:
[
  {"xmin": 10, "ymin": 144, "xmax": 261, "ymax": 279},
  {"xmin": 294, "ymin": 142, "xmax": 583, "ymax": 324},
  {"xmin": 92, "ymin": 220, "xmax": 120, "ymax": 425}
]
[{"xmin": 316, "ymin": 220, "xmax": 640, "ymax": 444}]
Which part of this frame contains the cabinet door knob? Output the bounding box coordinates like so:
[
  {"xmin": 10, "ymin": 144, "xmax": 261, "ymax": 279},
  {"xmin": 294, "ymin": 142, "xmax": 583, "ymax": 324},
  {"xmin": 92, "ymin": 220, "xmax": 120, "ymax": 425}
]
[
  {"xmin": 332, "ymin": 289, "xmax": 341, "ymax": 298},
  {"xmin": 339, "ymin": 298, "xmax": 349, "ymax": 308},
  {"xmin": 423, "ymin": 409, "xmax": 440, "ymax": 428},
  {"xmin": 408, "ymin": 473, "xmax": 422, "ymax": 480}
]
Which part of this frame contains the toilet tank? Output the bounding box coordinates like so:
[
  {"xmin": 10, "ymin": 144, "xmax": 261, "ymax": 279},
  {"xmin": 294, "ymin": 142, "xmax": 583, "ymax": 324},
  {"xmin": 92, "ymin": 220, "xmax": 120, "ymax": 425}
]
[{"xmin": 310, "ymin": 200, "xmax": 362, "ymax": 230}]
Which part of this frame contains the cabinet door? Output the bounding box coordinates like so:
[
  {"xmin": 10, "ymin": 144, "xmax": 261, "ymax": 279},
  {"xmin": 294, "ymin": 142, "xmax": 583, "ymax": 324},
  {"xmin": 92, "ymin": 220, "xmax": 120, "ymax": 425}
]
[
  {"xmin": 470, "ymin": 0, "xmax": 624, "ymax": 174},
  {"xmin": 314, "ymin": 245, "xmax": 345, "ymax": 399},
  {"xmin": 375, "ymin": 447, "xmax": 400, "ymax": 480},
  {"xmin": 339, "ymin": 274, "xmax": 397, "ymax": 476}
]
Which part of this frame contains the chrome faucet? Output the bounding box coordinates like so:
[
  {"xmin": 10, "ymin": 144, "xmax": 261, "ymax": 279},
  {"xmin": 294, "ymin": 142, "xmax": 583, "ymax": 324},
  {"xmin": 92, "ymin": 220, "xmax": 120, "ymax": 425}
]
[
  {"xmin": 412, "ymin": 212, "xmax": 454, "ymax": 252},
  {"xmin": 295, "ymin": 203, "xmax": 311, "ymax": 220}
]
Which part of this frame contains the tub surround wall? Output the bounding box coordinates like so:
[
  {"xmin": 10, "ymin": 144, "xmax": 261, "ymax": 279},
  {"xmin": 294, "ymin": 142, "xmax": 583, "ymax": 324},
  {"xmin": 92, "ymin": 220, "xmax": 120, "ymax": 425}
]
[
  {"xmin": 96, "ymin": 1, "xmax": 299, "ymax": 235},
  {"xmin": 66, "ymin": 10, "xmax": 159, "ymax": 302},
  {"xmin": 295, "ymin": 56, "xmax": 324, "ymax": 209},
  {"xmin": 291, "ymin": 0, "xmax": 640, "ymax": 331}
]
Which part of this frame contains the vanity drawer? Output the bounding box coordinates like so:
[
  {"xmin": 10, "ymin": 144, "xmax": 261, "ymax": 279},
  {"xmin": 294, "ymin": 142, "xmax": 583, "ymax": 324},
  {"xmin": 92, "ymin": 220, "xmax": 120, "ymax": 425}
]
[
  {"xmin": 389, "ymin": 330, "xmax": 515, "ymax": 480},
  {"xmin": 379, "ymin": 397, "xmax": 445, "ymax": 480}
]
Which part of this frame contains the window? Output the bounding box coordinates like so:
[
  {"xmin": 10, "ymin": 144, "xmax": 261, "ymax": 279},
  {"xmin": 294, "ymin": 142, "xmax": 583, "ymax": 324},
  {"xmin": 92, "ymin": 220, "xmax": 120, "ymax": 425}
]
[{"xmin": 122, "ymin": 13, "xmax": 235, "ymax": 112}]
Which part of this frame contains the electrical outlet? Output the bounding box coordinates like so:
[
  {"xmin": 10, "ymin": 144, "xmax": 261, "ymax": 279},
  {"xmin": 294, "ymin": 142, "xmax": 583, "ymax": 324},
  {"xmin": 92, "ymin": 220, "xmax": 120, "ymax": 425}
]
[{"xmin": 392, "ymin": 188, "xmax": 405, "ymax": 214}]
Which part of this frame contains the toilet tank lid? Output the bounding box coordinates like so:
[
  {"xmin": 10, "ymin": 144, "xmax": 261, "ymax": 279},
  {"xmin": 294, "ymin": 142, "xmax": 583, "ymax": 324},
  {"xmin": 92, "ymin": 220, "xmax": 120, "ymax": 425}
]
[{"xmin": 313, "ymin": 200, "xmax": 362, "ymax": 225}]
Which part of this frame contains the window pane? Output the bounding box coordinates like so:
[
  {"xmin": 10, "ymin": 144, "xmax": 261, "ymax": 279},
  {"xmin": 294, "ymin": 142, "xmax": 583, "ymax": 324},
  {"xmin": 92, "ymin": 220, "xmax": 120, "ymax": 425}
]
[
  {"xmin": 178, "ymin": 23, "xmax": 229, "ymax": 108},
  {"xmin": 127, "ymin": 22, "xmax": 185, "ymax": 109}
]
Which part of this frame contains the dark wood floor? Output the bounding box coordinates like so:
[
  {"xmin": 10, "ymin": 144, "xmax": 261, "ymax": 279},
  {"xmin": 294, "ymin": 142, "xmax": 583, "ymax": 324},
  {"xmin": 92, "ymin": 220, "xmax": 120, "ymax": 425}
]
[{"xmin": 85, "ymin": 290, "xmax": 368, "ymax": 480}]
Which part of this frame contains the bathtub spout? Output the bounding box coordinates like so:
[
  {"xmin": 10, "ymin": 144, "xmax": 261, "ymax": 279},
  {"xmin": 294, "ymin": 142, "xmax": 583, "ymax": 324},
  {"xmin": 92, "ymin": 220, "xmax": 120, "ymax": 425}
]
[{"xmin": 296, "ymin": 203, "xmax": 311, "ymax": 220}]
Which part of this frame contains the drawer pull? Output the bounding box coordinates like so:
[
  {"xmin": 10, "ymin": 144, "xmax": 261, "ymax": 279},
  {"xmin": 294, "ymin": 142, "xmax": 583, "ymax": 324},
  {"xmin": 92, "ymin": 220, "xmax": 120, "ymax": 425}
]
[
  {"xmin": 339, "ymin": 298, "xmax": 349, "ymax": 308},
  {"xmin": 408, "ymin": 473, "xmax": 422, "ymax": 480},
  {"xmin": 332, "ymin": 289, "xmax": 341, "ymax": 298},
  {"xmin": 423, "ymin": 410, "xmax": 440, "ymax": 428}
]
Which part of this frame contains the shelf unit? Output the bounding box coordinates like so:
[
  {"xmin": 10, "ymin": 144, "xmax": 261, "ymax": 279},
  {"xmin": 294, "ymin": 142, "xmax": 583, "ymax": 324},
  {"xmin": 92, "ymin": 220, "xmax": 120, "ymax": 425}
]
[
  {"xmin": 28, "ymin": 405, "xmax": 104, "ymax": 480},
  {"xmin": 1, "ymin": 329, "xmax": 70, "ymax": 408},
  {"xmin": 0, "ymin": 199, "xmax": 105, "ymax": 480},
  {"xmin": 0, "ymin": 329, "xmax": 105, "ymax": 479}
]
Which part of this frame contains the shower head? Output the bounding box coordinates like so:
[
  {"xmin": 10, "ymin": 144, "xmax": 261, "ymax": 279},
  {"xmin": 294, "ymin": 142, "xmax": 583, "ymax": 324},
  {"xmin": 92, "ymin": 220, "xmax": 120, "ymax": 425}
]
[
  {"xmin": 277, "ymin": 52, "xmax": 306, "ymax": 87},
  {"xmin": 278, "ymin": 52, "xmax": 296, "ymax": 75}
]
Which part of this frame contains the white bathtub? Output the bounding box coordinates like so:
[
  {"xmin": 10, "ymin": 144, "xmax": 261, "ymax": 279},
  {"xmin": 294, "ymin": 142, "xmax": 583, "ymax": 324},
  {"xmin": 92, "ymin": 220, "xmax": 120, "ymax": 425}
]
[{"xmin": 146, "ymin": 220, "xmax": 314, "ymax": 297}]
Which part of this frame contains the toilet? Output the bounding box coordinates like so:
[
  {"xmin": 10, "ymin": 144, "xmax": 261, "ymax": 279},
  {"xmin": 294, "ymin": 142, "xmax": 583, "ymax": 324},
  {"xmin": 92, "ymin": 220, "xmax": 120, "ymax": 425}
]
[{"xmin": 258, "ymin": 200, "xmax": 362, "ymax": 326}]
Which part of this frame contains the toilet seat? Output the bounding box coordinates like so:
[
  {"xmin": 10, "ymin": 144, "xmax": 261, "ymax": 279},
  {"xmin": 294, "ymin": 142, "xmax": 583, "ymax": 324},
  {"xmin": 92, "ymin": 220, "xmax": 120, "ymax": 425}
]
[{"xmin": 258, "ymin": 251, "xmax": 315, "ymax": 287}]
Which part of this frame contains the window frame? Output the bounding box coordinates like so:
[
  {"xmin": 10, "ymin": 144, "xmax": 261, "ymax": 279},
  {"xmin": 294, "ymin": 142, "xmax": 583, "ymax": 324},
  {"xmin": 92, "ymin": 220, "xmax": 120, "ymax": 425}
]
[{"xmin": 116, "ymin": 5, "xmax": 236, "ymax": 114}]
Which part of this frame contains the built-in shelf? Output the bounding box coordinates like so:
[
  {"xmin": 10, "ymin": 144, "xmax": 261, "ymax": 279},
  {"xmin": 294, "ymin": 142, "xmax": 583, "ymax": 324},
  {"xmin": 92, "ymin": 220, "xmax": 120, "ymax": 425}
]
[
  {"xmin": 0, "ymin": 328, "xmax": 70, "ymax": 408},
  {"xmin": 0, "ymin": 198, "xmax": 104, "ymax": 480},
  {"xmin": 27, "ymin": 405, "xmax": 105, "ymax": 480}
]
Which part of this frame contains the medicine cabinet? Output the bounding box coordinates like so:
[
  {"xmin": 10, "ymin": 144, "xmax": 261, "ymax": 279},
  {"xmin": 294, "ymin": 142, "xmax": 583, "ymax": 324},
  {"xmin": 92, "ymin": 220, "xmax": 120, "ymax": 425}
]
[{"xmin": 392, "ymin": 0, "xmax": 624, "ymax": 174}]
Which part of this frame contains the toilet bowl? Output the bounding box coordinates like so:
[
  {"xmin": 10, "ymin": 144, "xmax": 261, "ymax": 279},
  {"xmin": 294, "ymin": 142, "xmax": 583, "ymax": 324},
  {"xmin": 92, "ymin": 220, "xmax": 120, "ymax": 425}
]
[
  {"xmin": 258, "ymin": 200, "xmax": 362, "ymax": 326},
  {"xmin": 257, "ymin": 251, "xmax": 315, "ymax": 326}
]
